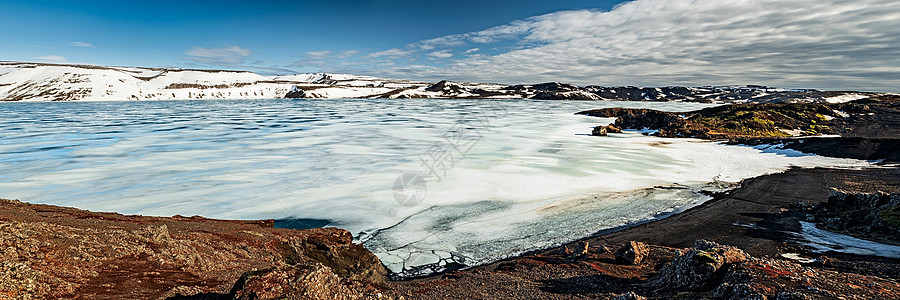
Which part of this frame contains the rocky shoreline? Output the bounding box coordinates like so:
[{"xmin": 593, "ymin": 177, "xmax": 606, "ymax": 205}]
[
  {"xmin": 4, "ymin": 165, "xmax": 898, "ymax": 299},
  {"xmin": 387, "ymin": 167, "xmax": 900, "ymax": 299}
]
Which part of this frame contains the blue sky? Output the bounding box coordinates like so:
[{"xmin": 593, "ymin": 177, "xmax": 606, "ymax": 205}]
[
  {"xmin": 1, "ymin": 0, "xmax": 621, "ymax": 71},
  {"xmin": 2, "ymin": 0, "xmax": 899, "ymax": 91}
]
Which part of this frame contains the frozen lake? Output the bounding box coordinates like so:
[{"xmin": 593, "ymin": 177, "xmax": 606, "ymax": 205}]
[{"xmin": 0, "ymin": 98, "xmax": 870, "ymax": 277}]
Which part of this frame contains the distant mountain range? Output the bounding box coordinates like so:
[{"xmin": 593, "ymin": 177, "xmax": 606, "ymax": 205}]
[{"xmin": 0, "ymin": 61, "xmax": 885, "ymax": 103}]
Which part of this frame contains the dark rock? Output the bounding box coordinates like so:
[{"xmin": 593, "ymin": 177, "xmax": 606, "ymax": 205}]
[
  {"xmin": 284, "ymin": 85, "xmax": 306, "ymax": 98},
  {"xmin": 735, "ymin": 137, "xmax": 900, "ymax": 162},
  {"xmin": 614, "ymin": 241, "xmax": 648, "ymax": 265},
  {"xmin": 531, "ymin": 91, "xmax": 600, "ymax": 100},
  {"xmin": 713, "ymin": 282, "xmax": 768, "ymax": 300},
  {"xmin": 613, "ymin": 110, "xmax": 686, "ymax": 133},
  {"xmin": 614, "ymin": 291, "xmax": 647, "ymax": 300},
  {"xmin": 648, "ymin": 240, "xmax": 748, "ymax": 290},
  {"xmin": 809, "ymin": 190, "xmax": 900, "ymax": 244},
  {"xmin": 577, "ymin": 107, "xmax": 652, "ymax": 118},
  {"xmin": 531, "ymin": 82, "xmax": 581, "ymax": 92},
  {"xmin": 425, "ymin": 80, "xmax": 466, "ymax": 94},
  {"xmin": 775, "ymin": 291, "xmax": 810, "ymax": 300},
  {"xmin": 577, "ymin": 108, "xmax": 686, "ymax": 134}
]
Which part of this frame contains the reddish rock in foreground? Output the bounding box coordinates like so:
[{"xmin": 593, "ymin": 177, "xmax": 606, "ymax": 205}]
[
  {"xmin": 230, "ymin": 263, "xmax": 391, "ymax": 300},
  {"xmin": 0, "ymin": 198, "xmax": 390, "ymax": 299}
]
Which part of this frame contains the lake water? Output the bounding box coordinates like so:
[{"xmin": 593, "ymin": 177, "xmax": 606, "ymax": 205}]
[{"xmin": 0, "ymin": 98, "xmax": 870, "ymax": 277}]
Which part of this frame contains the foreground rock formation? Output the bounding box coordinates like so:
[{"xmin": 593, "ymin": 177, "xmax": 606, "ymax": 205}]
[{"xmin": 0, "ymin": 198, "xmax": 391, "ymax": 299}]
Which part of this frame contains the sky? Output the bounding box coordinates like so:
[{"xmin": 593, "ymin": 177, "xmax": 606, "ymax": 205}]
[{"xmin": 1, "ymin": 0, "xmax": 899, "ymax": 91}]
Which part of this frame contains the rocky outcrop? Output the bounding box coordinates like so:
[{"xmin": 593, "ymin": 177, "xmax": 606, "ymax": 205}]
[
  {"xmin": 648, "ymin": 240, "xmax": 749, "ymax": 290},
  {"xmin": 425, "ymin": 80, "xmax": 466, "ymax": 94},
  {"xmin": 614, "ymin": 241, "xmax": 649, "ymax": 265},
  {"xmin": 579, "ymin": 108, "xmax": 689, "ymax": 136},
  {"xmin": 285, "ymin": 85, "xmax": 306, "ymax": 98},
  {"xmin": 578, "ymin": 108, "xmax": 685, "ymax": 129},
  {"xmin": 531, "ymin": 90, "xmax": 601, "ymax": 100},
  {"xmin": 0, "ymin": 198, "xmax": 389, "ymax": 299},
  {"xmin": 576, "ymin": 101, "xmax": 898, "ymax": 139},
  {"xmin": 230, "ymin": 263, "xmax": 393, "ymax": 300},
  {"xmin": 806, "ymin": 190, "xmax": 900, "ymax": 245}
]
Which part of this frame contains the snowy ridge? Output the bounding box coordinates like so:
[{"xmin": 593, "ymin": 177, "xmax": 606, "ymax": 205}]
[
  {"xmin": 0, "ymin": 62, "xmax": 388, "ymax": 101},
  {"xmin": 0, "ymin": 61, "xmax": 886, "ymax": 102}
]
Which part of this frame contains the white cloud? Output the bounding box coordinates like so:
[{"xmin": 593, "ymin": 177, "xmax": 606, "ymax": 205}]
[
  {"xmin": 364, "ymin": 0, "xmax": 900, "ymax": 91},
  {"xmin": 32, "ymin": 55, "xmax": 69, "ymax": 64},
  {"xmin": 185, "ymin": 46, "xmax": 253, "ymax": 66},
  {"xmin": 304, "ymin": 50, "xmax": 332, "ymax": 58},
  {"xmin": 292, "ymin": 50, "xmax": 361, "ymax": 70},
  {"xmin": 69, "ymin": 41, "xmax": 95, "ymax": 48},
  {"xmin": 428, "ymin": 50, "xmax": 454, "ymax": 59},
  {"xmin": 369, "ymin": 48, "xmax": 412, "ymax": 58},
  {"xmin": 464, "ymin": 48, "xmax": 480, "ymax": 54}
]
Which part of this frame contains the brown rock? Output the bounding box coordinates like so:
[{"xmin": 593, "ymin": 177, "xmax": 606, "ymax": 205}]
[
  {"xmin": 614, "ymin": 241, "xmax": 649, "ymax": 265},
  {"xmin": 592, "ymin": 125, "xmax": 608, "ymax": 136},
  {"xmin": 281, "ymin": 232, "xmax": 387, "ymax": 283},
  {"xmin": 0, "ymin": 198, "xmax": 389, "ymax": 299},
  {"xmin": 648, "ymin": 240, "xmax": 749, "ymax": 290},
  {"xmin": 230, "ymin": 263, "xmax": 393, "ymax": 300}
]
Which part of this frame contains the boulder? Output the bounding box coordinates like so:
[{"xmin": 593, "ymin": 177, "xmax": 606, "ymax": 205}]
[
  {"xmin": 647, "ymin": 240, "xmax": 748, "ymax": 290},
  {"xmin": 614, "ymin": 241, "xmax": 649, "ymax": 265},
  {"xmin": 230, "ymin": 263, "xmax": 393, "ymax": 300},
  {"xmin": 280, "ymin": 232, "xmax": 387, "ymax": 283}
]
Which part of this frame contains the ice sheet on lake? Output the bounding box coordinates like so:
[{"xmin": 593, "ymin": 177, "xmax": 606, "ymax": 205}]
[{"xmin": 0, "ymin": 99, "xmax": 873, "ymax": 278}]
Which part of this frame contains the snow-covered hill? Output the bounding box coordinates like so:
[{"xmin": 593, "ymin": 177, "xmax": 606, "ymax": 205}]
[
  {"xmin": 0, "ymin": 61, "xmax": 883, "ymax": 102},
  {"xmin": 0, "ymin": 61, "xmax": 412, "ymax": 101}
]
